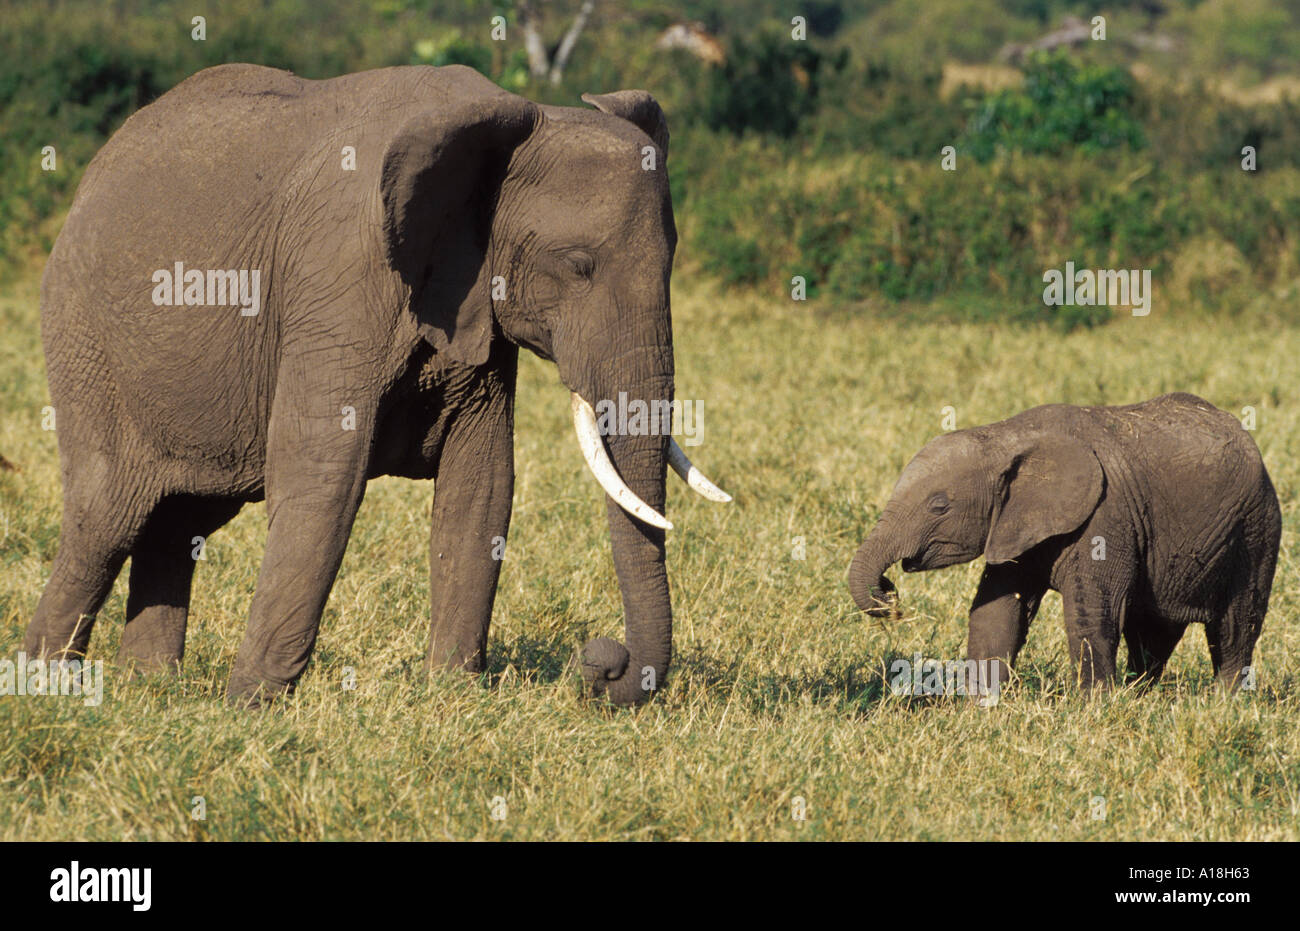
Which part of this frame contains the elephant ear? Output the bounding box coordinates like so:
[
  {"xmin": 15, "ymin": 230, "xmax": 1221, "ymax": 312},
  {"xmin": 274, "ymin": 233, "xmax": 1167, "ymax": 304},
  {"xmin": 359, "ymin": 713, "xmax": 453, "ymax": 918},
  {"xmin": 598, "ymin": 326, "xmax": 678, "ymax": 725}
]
[
  {"xmin": 381, "ymin": 93, "xmax": 539, "ymax": 366},
  {"xmin": 580, "ymin": 90, "xmax": 669, "ymax": 158},
  {"xmin": 984, "ymin": 436, "xmax": 1104, "ymax": 565}
]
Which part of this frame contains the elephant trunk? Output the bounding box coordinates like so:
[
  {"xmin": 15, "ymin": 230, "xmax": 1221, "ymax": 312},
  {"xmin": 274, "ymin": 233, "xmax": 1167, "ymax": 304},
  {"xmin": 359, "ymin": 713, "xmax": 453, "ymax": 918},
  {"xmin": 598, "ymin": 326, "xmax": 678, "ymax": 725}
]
[
  {"xmin": 572, "ymin": 365, "xmax": 675, "ymax": 706},
  {"xmin": 848, "ymin": 523, "xmax": 904, "ymax": 617}
]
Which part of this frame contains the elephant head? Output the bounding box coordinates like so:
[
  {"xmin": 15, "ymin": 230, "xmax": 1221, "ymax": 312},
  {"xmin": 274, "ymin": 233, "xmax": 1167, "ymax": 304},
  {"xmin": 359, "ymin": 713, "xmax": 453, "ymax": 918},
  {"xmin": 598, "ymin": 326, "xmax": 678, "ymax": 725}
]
[
  {"xmin": 380, "ymin": 67, "xmax": 729, "ymax": 704},
  {"xmin": 849, "ymin": 426, "xmax": 1103, "ymax": 616}
]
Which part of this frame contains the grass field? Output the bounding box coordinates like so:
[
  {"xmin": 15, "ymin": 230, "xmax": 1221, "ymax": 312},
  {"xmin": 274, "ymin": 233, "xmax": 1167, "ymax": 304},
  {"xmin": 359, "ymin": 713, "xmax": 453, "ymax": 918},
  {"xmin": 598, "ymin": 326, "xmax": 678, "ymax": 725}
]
[{"xmin": 1, "ymin": 267, "xmax": 1298, "ymax": 841}]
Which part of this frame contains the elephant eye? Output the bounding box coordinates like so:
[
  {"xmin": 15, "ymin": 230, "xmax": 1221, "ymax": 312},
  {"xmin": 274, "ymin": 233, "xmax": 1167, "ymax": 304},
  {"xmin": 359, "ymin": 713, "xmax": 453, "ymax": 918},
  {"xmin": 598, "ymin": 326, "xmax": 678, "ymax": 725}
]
[
  {"xmin": 928, "ymin": 492, "xmax": 950, "ymax": 514},
  {"xmin": 561, "ymin": 250, "xmax": 595, "ymax": 279}
]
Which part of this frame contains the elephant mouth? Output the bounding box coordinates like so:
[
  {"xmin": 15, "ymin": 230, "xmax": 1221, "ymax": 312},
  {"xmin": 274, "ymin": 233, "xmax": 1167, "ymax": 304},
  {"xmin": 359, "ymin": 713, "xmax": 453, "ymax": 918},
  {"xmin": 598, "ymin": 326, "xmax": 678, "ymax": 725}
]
[{"xmin": 901, "ymin": 539, "xmax": 961, "ymax": 573}]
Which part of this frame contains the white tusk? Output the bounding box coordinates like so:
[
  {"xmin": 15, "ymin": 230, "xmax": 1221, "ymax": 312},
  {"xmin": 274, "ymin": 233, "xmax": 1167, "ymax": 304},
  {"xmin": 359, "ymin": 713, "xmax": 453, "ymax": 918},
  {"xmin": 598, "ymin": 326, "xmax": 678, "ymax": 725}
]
[
  {"xmin": 667, "ymin": 438, "xmax": 732, "ymax": 503},
  {"xmin": 570, "ymin": 393, "xmax": 673, "ymax": 530}
]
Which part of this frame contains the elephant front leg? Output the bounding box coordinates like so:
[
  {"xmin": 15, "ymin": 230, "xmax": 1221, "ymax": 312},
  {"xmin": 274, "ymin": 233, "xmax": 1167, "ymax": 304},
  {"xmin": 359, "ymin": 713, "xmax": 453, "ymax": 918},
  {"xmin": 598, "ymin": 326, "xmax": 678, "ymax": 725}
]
[
  {"xmin": 228, "ymin": 485, "xmax": 365, "ymax": 705},
  {"xmin": 426, "ymin": 367, "xmax": 516, "ymax": 676},
  {"xmin": 966, "ymin": 564, "xmax": 1045, "ymax": 700},
  {"xmin": 227, "ymin": 359, "xmax": 374, "ymax": 707}
]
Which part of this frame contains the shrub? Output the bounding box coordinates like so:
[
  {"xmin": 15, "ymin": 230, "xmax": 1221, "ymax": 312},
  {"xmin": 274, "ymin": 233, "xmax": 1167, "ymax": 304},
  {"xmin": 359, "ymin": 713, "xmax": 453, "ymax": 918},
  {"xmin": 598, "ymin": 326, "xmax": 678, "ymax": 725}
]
[
  {"xmin": 964, "ymin": 52, "xmax": 1145, "ymax": 161},
  {"xmin": 694, "ymin": 30, "xmax": 847, "ymax": 138}
]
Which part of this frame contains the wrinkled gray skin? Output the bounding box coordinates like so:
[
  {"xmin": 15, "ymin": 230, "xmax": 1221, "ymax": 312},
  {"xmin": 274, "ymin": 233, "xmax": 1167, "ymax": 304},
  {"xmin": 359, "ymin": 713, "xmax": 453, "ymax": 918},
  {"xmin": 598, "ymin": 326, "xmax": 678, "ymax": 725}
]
[
  {"xmin": 849, "ymin": 393, "xmax": 1280, "ymax": 692},
  {"xmin": 25, "ymin": 63, "xmax": 690, "ymax": 706}
]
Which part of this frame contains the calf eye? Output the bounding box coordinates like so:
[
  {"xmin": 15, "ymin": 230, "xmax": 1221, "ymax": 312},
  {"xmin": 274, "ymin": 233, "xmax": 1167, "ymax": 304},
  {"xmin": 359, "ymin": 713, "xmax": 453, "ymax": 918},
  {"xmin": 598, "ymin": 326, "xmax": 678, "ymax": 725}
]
[{"xmin": 928, "ymin": 492, "xmax": 950, "ymax": 514}]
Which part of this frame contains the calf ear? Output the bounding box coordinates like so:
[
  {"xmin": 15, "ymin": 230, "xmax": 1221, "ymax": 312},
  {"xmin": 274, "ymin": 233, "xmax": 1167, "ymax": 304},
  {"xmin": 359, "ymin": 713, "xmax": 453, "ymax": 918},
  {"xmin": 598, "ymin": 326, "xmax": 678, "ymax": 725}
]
[
  {"xmin": 984, "ymin": 437, "xmax": 1104, "ymax": 565},
  {"xmin": 381, "ymin": 92, "xmax": 538, "ymax": 366},
  {"xmin": 580, "ymin": 90, "xmax": 669, "ymax": 158}
]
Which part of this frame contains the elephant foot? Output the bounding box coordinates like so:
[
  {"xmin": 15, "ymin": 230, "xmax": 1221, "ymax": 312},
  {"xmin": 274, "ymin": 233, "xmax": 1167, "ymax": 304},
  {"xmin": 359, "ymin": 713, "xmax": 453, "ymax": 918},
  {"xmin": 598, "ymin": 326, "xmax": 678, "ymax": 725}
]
[
  {"xmin": 116, "ymin": 650, "xmax": 182, "ymax": 679},
  {"xmin": 1075, "ymin": 677, "xmax": 1115, "ymax": 698},
  {"xmin": 960, "ymin": 657, "xmax": 1008, "ymax": 705},
  {"xmin": 225, "ymin": 669, "xmax": 294, "ymax": 710},
  {"xmin": 117, "ymin": 627, "xmax": 185, "ymax": 673},
  {"xmin": 581, "ymin": 637, "xmax": 658, "ymax": 707}
]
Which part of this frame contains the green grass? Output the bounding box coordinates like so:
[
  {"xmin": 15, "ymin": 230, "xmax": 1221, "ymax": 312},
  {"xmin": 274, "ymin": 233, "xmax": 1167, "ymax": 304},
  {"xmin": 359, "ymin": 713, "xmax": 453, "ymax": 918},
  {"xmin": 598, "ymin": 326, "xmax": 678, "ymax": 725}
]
[{"xmin": 1, "ymin": 269, "xmax": 1298, "ymax": 840}]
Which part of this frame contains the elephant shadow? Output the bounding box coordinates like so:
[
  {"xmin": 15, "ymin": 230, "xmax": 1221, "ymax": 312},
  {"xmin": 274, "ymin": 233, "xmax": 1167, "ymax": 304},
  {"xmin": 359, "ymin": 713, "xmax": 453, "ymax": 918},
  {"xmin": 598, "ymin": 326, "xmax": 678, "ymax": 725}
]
[
  {"xmin": 670, "ymin": 650, "xmax": 905, "ymax": 718},
  {"xmin": 484, "ymin": 632, "xmax": 578, "ymax": 688},
  {"xmin": 487, "ymin": 641, "xmax": 899, "ymax": 712}
]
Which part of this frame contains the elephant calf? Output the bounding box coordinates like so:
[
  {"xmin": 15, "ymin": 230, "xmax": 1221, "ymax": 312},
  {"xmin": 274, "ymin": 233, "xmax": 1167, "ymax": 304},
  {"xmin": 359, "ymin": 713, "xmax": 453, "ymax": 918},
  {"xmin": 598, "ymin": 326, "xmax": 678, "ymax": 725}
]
[{"xmin": 849, "ymin": 393, "xmax": 1280, "ymax": 692}]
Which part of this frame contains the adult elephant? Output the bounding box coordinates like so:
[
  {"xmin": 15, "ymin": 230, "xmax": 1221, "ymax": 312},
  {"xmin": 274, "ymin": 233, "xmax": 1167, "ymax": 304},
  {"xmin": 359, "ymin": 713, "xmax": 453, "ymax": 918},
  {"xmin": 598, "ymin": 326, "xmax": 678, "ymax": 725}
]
[
  {"xmin": 848, "ymin": 394, "xmax": 1280, "ymax": 692},
  {"xmin": 25, "ymin": 63, "xmax": 729, "ymax": 707}
]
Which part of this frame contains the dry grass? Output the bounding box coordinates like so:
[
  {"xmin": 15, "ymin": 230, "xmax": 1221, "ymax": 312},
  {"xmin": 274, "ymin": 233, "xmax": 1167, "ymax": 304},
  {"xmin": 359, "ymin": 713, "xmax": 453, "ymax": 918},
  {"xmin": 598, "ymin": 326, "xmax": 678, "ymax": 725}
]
[
  {"xmin": 940, "ymin": 62, "xmax": 1024, "ymax": 97},
  {"xmin": 1, "ymin": 270, "xmax": 1298, "ymax": 840}
]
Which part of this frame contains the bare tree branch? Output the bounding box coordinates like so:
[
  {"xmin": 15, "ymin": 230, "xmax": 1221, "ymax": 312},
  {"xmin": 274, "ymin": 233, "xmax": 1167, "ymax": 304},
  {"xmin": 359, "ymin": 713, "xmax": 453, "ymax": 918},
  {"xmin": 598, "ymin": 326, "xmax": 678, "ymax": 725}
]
[
  {"xmin": 549, "ymin": 0, "xmax": 596, "ymax": 85},
  {"xmin": 518, "ymin": 0, "xmax": 550, "ymax": 78}
]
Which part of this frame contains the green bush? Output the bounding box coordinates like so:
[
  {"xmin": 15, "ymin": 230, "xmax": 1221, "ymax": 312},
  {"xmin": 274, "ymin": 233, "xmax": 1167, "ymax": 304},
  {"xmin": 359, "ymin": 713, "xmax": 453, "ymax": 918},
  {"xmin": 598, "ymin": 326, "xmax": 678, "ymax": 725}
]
[
  {"xmin": 806, "ymin": 61, "xmax": 974, "ymax": 159},
  {"xmin": 964, "ymin": 52, "xmax": 1145, "ymax": 161},
  {"xmin": 1173, "ymin": 0, "xmax": 1300, "ymax": 84},
  {"xmin": 675, "ymin": 132, "xmax": 1300, "ymax": 329},
  {"xmin": 414, "ymin": 31, "xmax": 492, "ymax": 73},
  {"xmin": 694, "ymin": 30, "xmax": 847, "ymax": 138}
]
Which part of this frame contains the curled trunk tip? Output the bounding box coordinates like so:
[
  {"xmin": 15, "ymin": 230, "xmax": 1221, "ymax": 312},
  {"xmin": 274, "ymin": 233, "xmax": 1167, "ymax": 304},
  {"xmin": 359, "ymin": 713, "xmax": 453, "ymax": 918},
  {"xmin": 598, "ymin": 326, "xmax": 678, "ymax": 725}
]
[{"xmin": 848, "ymin": 538, "xmax": 900, "ymax": 617}]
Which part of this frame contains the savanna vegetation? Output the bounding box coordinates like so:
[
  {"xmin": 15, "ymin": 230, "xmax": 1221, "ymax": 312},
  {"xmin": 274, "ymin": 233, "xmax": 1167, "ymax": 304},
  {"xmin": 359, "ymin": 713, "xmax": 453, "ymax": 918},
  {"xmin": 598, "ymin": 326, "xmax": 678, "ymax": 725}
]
[{"xmin": 0, "ymin": 0, "xmax": 1297, "ymax": 840}]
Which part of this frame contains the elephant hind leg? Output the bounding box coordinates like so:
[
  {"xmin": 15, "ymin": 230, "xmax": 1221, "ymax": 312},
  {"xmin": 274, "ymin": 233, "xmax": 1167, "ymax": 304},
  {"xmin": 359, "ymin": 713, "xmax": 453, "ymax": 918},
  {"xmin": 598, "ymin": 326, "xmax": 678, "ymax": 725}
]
[
  {"xmin": 24, "ymin": 473, "xmax": 155, "ymax": 662},
  {"xmin": 1123, "ymin": 616, "xmax": 1184, "ymax": 689},
  {"xmin": 119, "ymin": 495, "xmax": 243, "ymax": 673},
  {"xmin": 1206, "ymin": 527, "xmax": 1274, "ymax": 692},
  {"xmin": 1207, "ymin": 591, "xmax": 1267, "ymax": 692},
  {"xmin": 1061, "ymin": 577, "xmax": 1127, "ymax": 693}
]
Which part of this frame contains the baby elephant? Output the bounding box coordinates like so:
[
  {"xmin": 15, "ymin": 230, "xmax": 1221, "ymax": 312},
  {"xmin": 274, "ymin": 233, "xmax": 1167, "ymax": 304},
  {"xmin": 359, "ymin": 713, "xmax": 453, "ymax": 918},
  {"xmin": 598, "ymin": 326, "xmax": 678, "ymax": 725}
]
[{"xmin": 849, "ymin": 393, "xmax": 1280, "ymax": 692}]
